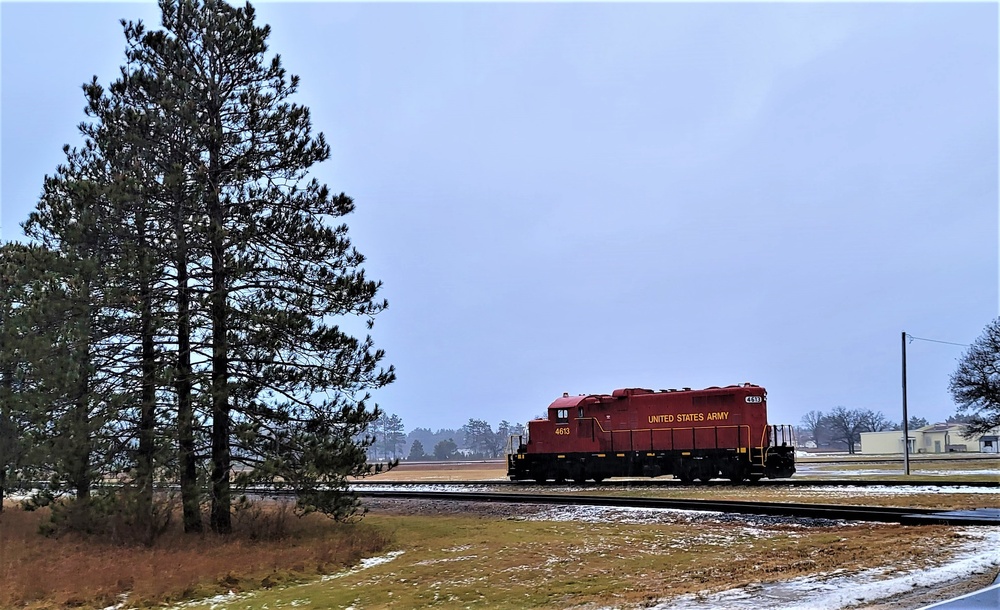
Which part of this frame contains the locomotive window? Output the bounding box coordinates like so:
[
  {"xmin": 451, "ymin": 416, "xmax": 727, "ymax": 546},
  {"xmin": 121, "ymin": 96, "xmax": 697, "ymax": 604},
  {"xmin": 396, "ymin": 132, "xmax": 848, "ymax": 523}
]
[
  {"xmin": 556, "ymin": 409, "xmax": 568, "ymax": 423},
  {"xmin": 578, "ymin": 407, "xmax": 584, "ymax": 418}
]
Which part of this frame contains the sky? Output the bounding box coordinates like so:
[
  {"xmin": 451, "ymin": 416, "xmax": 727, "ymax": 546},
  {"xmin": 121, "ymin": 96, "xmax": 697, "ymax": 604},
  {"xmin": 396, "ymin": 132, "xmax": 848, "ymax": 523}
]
[{"xmin": 1, "ymin": 1, "xmax": 997, "ymax": 433}]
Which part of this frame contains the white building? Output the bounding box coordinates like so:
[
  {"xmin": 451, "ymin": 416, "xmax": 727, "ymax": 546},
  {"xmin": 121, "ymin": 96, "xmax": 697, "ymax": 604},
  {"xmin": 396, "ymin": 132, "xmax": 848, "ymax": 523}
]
[{"xmin": 860, "ymin": 423, "xmax": 1000, "ymax": 455}]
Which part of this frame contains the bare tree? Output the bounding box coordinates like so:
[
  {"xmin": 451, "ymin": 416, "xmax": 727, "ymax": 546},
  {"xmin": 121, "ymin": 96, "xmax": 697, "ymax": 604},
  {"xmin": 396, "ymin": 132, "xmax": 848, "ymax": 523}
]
[
  {"xmin": 858, "ymin": 409, "xmax": 896, "ymax": 433},
  {"xmin": 822, "ymin": 406, "xmax": 866, "ymax": 454},
  {"xmin": 799, "ymin": 410, "xmax": 825, "ymax": 444}
]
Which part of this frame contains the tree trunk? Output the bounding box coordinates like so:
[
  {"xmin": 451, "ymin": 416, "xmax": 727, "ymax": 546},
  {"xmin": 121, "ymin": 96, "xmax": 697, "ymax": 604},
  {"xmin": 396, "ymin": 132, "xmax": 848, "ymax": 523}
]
[
  {"xmin": 72, "ymin": 374, "xmax": 91, "ymax": 501},
  {"xmin": 175, "ymin": 206, "xmax": 201, "ymax": 533},
  {"xmin": 1, "ymin": 358, "xmax": 12, "ymax": 515},
  {"xmin": 209, "ymin": 224, "xmax": 230, "ymax": 534},
  {"xmin": 207, "ymin": 121, "xmax": 231, "ymax": 534},
  {"xmin": 137, "ymin": 265, "xmax": 156, "ymax": 543},
  {"xmin": 132, "ymin": 202, "xmax": 157, "ymax": 542}
]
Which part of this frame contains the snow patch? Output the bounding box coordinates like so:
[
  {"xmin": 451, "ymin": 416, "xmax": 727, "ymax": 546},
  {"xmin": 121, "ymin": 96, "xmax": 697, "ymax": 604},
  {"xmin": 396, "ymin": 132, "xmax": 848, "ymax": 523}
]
[
  {"xmin": 646, "ymin": 527, "xmax": 1000, "ymax": 610},
  {"xmin": 173, "ymin": 589, "xmax": 248, "ymax": 609},
  {"xmin": 320, "ymin": 550, "xmax": 405, "ymax": 581}
]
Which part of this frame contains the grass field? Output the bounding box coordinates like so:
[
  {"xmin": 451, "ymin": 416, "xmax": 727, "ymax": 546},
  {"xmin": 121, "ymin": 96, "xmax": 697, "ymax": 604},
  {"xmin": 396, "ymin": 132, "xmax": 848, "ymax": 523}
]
[
  {"xmin": 166, "ymin": 511, "xmax": 987, "ymax": 610},
  {"xmin": 2, "ymin": 456, "xmax": 997, "ymax": 609}
]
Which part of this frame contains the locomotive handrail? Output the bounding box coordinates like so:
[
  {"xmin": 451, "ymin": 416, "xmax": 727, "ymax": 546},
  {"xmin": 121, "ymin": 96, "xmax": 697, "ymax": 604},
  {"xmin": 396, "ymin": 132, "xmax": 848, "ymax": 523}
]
[{"xmin": 761, "ymin": 424, "xmax": 796, "ymax": 467}]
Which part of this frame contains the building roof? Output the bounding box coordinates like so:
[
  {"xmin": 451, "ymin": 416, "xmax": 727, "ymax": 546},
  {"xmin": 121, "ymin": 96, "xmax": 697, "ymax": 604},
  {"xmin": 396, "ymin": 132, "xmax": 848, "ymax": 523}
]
[{"xmin": 917, "ymin": 423, "xmax": 967, "ymax": 433}]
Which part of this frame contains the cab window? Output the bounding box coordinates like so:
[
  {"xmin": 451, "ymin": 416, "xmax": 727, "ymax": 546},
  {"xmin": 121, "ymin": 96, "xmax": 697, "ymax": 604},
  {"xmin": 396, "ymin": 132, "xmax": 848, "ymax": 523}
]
[{"xmin": 556, "ymin": 409, "xmax": 568, "ymax": 423}]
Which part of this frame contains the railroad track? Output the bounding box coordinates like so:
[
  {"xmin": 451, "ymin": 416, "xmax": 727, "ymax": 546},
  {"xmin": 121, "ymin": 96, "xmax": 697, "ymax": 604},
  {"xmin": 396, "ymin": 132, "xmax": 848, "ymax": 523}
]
[
  {"xmin": 356, "ymin": 489, "xmax": 1000, "ymax": 526},
  {"xmin": 352, "ymin": 478, "xmax": 1000, "ymax": 488}
]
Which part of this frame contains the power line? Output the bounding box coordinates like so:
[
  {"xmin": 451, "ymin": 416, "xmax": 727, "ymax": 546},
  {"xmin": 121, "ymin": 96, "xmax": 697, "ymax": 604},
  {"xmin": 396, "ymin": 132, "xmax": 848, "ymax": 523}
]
[{"xmin": 905, "ymin": 334, "xmax": 969, "ymax": 348}]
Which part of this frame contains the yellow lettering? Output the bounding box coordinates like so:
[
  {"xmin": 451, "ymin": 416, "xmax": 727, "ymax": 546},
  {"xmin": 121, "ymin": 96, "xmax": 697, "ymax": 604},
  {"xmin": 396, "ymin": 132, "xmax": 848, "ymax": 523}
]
[
  {"xmin": 673, "ymin": 412, "xmax": 707, "ymax": 422},
  {"xmin": 649, "ymin": 412, "xmax": 731, "ymax": 424}
]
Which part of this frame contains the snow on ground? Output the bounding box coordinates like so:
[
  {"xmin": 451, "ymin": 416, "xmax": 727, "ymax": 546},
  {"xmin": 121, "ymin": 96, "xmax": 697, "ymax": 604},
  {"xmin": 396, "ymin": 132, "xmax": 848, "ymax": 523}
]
[
  {"xmin": 4, "ymin": 489, "xmax": 44, "ymax": 502},
  {"xmin": 352, "ymin": 482, "xmax": 1000, "ymax": 498},
  {"xmin": 160, "ymin": 550, "xmax": 406, "ymax": 610},
  {"xmin": 524, "ymin": 505, "xmax": 1000, "ymax": 610},
  {"xmin": 646, "ymin": 527, "xmax": 1000, "ymax": 610},
  {"xmin": 789, "ymin": 485, "xmax": 1000, "ymax": 497},
  {"xmin": 528, "ymin": 503, "xmax": 846, "ymax": 529},
  {"xmin": 320, "ymin": 550, "xmax": 405, "ymax": 581},
  {"xmin": 797, "ymin": 467, "xmax": 999, "ymax": 477}
]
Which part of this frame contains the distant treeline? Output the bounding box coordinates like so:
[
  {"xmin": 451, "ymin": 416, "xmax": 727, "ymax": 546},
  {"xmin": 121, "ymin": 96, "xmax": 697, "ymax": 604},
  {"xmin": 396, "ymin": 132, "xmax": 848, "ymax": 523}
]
[
  {"xmin": 796, "ymin": 408, "xmax": 974, "ymax": 454},
  {"xmin": 363, "ymin": 414, "xmax": 525, "ymax": 461}
]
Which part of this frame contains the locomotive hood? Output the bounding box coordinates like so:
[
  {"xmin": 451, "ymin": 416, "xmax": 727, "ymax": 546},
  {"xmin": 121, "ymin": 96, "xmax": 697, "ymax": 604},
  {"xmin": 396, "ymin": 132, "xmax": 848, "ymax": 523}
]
[{"xmin": 548, "ymin": 393, "xmax": 609, "ymax": 410}]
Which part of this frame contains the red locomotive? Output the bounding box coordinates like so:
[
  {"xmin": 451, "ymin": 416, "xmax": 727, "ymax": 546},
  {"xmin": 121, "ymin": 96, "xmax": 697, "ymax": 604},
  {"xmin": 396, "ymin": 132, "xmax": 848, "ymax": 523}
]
[{"xmin": 507, "ymin": 383, "xmax": 795, "ymax": 483}]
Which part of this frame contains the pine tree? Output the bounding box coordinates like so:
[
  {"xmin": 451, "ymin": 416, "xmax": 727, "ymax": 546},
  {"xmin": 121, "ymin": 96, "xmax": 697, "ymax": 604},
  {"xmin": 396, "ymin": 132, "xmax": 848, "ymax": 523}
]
[
  {"xmin": 0, "ymin": 244, "xmax": 63, "ymax": 510},
  {"xmin": 20, "ymin": 0, "xmax": 393, "ymax": 533},
  {"xmin": 372, "ymin": 412, "xmax": 406, "ymax": 460},
  {"xmin": 407, "ymin": 439, "xmax": 427, "ymax": 461},
  {"xmin": 122, "ymin": 0, "xmax": 394, "ymax": 529},
  {"xmin": 111, "ymin": 18, "xmax": 210, "ymax": 533},
  {"xmin": 23, "ymin": 149, "xmax": 125, "ymax": 502}
]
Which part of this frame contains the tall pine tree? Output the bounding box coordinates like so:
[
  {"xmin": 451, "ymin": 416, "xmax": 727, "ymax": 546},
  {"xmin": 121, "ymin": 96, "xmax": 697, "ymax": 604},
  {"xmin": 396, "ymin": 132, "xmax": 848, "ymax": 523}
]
[
  {"xmin": 118, "ymin": 0, "xmax": 395, "ymax": 530},
  {"xmin": 17, "ymin": 0, "xmax": 394, "ymax": 534}
]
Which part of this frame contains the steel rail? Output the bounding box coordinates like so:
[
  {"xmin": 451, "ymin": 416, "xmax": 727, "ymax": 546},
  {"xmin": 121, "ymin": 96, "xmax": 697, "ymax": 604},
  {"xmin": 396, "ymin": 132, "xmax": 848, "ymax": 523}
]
[
  {"xmin": 356, "ymin": 490, "xmax": 1000, "ymax": 526},
  {"xmin": 389, "ymin": 455, "xmax": 998, "ymax": 466},
  {"xmin": 351, "ymin": 478, "xmax": 1000, "ymax": 488}
]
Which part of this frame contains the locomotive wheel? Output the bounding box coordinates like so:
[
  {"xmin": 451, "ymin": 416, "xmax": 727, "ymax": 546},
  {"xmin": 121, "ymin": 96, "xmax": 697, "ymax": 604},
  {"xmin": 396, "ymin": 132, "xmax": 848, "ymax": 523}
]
[
  {"xmin": 748, "ymin": 475, "xmax": 763, "ymax": 483},
  {"xmin": 593, "ymin": 476, "xmax": 605, "ymax": 483},
  {"xmin": 726, "ymin": 464, "xmax": 748, "ymax": 483},
  {"xmin": 697, "ymin": 463, "xmax": 717, "ymax": 483}
]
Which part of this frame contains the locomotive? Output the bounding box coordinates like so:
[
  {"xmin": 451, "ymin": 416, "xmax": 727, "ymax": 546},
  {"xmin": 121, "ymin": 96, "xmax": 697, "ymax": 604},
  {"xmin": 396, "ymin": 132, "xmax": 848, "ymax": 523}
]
[{"xmin": 507, "ymin": 383, "xmax": 795, "ymax": 483}]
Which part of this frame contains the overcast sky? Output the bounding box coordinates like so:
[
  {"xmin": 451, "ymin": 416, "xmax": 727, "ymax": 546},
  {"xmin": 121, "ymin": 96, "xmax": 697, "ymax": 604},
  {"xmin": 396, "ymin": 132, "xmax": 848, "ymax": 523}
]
[{"xmin": 1, "ymin": 1, "xmax": 997, "ymax": 432}]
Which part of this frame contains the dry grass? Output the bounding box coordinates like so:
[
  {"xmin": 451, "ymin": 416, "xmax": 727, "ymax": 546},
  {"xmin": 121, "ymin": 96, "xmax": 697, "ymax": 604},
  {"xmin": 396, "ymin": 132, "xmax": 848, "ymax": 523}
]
[
  {"xmin": 171, "ymin": 507, "xmax": 987, "ymax": 610},
  {"xmin": 0, "ymin": 500, "xmax": 391, "ymax": 610},
  {"xmin": 1, "ymin": 458, "xmax": 995, "ymax": 609}
]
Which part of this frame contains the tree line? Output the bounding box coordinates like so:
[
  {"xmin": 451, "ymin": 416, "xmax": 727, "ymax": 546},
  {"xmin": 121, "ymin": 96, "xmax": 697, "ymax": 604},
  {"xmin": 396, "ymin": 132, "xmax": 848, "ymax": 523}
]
[
  {"xmin": 363, "ymin": 413, "xmax": 525, "ymax": 461},
  {"xmin": 797, "ymin": 407, "xmax": 900, "ymax": 454},
  {"xmin": 0, "ymin": 0, "xmax": 393, "ymax": 540},
  {"xmin": 798, "ymin": 409, "xmax": 979, "ymax": 454}
]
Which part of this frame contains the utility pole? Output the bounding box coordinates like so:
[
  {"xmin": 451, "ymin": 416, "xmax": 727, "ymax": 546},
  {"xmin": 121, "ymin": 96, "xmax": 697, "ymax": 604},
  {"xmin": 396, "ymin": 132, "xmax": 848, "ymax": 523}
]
[{"xmin": 901, "ymin": 331, "xmax": 910, "ymax": 475}]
